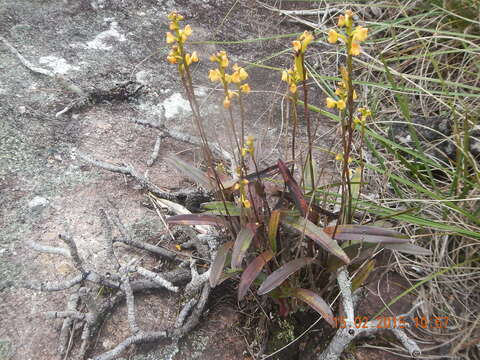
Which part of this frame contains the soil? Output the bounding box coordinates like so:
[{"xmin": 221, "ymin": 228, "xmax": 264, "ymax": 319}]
[{"xmin": 0, "ymin": 1, "xmax": 416, "ymax": 360}]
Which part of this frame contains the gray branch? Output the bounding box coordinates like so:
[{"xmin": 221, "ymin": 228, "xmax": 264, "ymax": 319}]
[
  {"xmin": 317, "ymin": 267, "xmax": 421, "ymax": 360},
  {"xmin": 147, "ymin": 135, "xmax": 162, "ymax": 167},
  {"xmin": 136, "ymin": 266, "xmax": 179, "ymax": 293},
  {"xmin": 25, "ymin": 239, "xmax": 71, "ymax": 257}
]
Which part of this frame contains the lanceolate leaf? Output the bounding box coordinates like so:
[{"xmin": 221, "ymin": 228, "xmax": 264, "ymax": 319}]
[
  {"xmin": 284, "ymin": 217, "xmax": 350, "ymax": 264},
  {"xmin": 167, "ymin": 214, "xmax": 226, "ymax": 227},
  {"xmin": 384, "ymin": 242, "xmax": 432, "ymax": 256},
  {"xmin": 277, "ymin": 159, "xmax": 309, "ymax": 217},
  {"xmin": 209, "ymin": 241, "xmax": 234, "ymax": 287},
  {"xmin": 324, "ymin": 225, "xmax": 409, "ymax": 243},
  {"xmin": 165, "ymin": 155, "xmax": 212, "ymax": 190},
  {"xmin": 268, "ymin": 210, "xmax": 281, "ymax": 253},
  {"xmin": 293, "ymin": 288, "xmax": 335, "ymax": 327},
  {"xmin": 257, "ymin": 257, "xmax": 314, "ymax": 295},
  {"xmin": 231, "ymin": 225, "xmax": 256, "ymax": 269},
  {"xmin": 327, "ymin": 243, "xmax": 376, "ymax": 272},
  {"xmin": 351, "ymin": 260, "xmax": 376, "ymax": 291},
  {"xmin": 238, "ymin": 250, "xmax": 274, "ymax": 301},
  {"xmin": 201, "ymin": 201, "xmax": 242, "ymax": 216}
]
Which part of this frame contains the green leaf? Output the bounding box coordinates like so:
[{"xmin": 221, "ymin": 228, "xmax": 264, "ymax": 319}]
[
  {"xmin": 231, "ymin": 225, "xmax": 256, "ymax": 269},
  {"xmin": 201, "ymin": 201, "xmax": 242, "ymax": 216},
  {"xmin": 283, "ymin": 217, "xmax": 350, "ymax": 264},
  {"xmin": 258, "ymin": 257, "xmax": 314, "ymax": 295},
  {"xmin": 292, "ymin": 288, "xmax": 335, "ymax": 327},
  {"xmin": 351, "ymin": 260, "xmax": 376, "ymax": 291},
  {"xmin": 238, "ymin": 250, "xmax": 274, "ymax": 301},
  {"xmin": 209, "ymin": 241, "xmax": 234, "ymax": 288},
  {"xmin": 268, "ymin": 210, "xmax": 281, "ymax": 253}
]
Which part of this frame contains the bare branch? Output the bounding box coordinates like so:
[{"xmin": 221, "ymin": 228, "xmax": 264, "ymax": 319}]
[
  {"xmin": 175, "ymin": 299, "xmax": 197, "ymax": 328},
  {"xmin": 136, "ymin": 266, "xmax": 179, "ymax": 293},
  {"xmin": 0, "ymin": 36, "xmax": 85, "ymax": 97},
  {"xmin": 59, "ymin": 289, "xmax": 80, "ymax": 356},
  {"xmin": 147, "ymin": 135, "xmax": 162, "ymax": 167},
  {"xmin": 25, "ymin": 239, "xmax": 71, "ymax": 257},
  {"xmin": 59, "ymin": 234, "xmax": 86, "ymax": 275}
]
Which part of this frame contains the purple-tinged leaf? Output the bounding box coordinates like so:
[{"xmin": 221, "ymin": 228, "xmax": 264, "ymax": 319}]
[
  {"xmin": 268, "ymin": 210, "xmax": 281, "ymax": 253},
  {"xmin": 167, "ymin": 214, "xmax": 226, "ymax": 227},
  {"xmin": 209, "ymin": 241, "xmax": 233, "ymax": 287},
  {"xmin": 384, "ymin": 243, "xmax": 432, "ymax": 256},
  {"xmin": 165, "ymin": 155, "xmax": 213, "ymax": 190},
  {"xmin": 238, "ymin": 250, "xmax": 274, "ymax": 301},
  {"xmin": 324, "ymin": 225, "xmax": 409, "ymax": 243},
  {"xmin": 292, "ymin": 288, "xmax": 335, "ymax": 327},
  {"xmin": 277, "ymin": 159, "xmax": 309, "ymax": 217},
  {"xmin": 257, "ymin": 257, "xmax": 314, "ymax": 295},
  {"xmin": 283, "ymin": 217, "xmax": 350, "ymax": 264},
  {"xmin": 231, "ymin": 225, "xmax": 256, "ymax": 269}
]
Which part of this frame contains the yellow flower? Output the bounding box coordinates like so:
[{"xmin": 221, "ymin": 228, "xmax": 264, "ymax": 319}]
[
  {"xmin": 246, "ymin": 136, "xmax": 254, "ymax": 146},
  {"xmin": 227, "ymin": 90, "xmax": 238, "ymax": 98},
  {"xmin": 350, "ymin": 41, "xmax": 361, "ymax": 56},
  {"xmin": 168, "ymin": 12, "xmax": 184, "ymax": 21},
  {"xmin": 352, "ymin": 90, "xmax": 358, "ymax": 100},
  {"xmin": 338, "ymin": 15, "xmax": 346, "ymax": 27},
  {"xmin": 238, "ymin": 68, "xmax": 248, "ymax": 81},
  {"xmin": 210, "ymin": 54, "xmax": 217, "ymax": 62},
  {"xmin": 337, "ymin": 99, "xmax": 346, "ymax": 110},
  {"xmin": 281, "ymin": 70, "xmax": 288, "ymax": 82},
  {"xmin": 219, "ymin": 52, "xmax": 229, "ymax": 68},
  {"xmin": 175, "ymin": 244, "xmax": 182, "ymax": 251},
  {"xmin": 224, "ymin": 74, "xmax": 232, "ymax": 83},
  {"xmin": 241, "ymin": 147, "xmax": 248, "ymax": 157},
  {"xmin": 242, "ymin": 199, "xmax": 251, "ymax": 208},
  {"xmin": 326, "ymin": 97, "xmax": 337, "ymax": 108},
  {"xmin": 344, "ymin": 10, "xmax": 354, "ymax": 27},
  {"xmin": 169, "ymin": 22, "xmax": 179, "ymax": 30},
  {"xmin": 185, "ymin": 52, "xmax": 198, "ymax": 66},
  {"xmin": 183, "ymin": 25, "xmax": 192, "ymax": 37},
  {"xmin": 234, "ymin": 183, "xmax": 240, "ymax": 190},
  {"xmin": 166, "ymin": 32, "xmax": 176, "ymax": 44},
  {"xmin": 190, "ymin": 51, "xmax": 199, "ymax": 62},
  {"xmin": 240, "ymin": 83, "xmax": 251, "ymax": 93},
  {"xmin": 208, "ymin": 69, "xmax": 221, "ymax": 82},
  {"xmin": 289, "ymin": 83, "xmax": 297, "ymax": 93},
  {"xmin": 231, "ymin": 71, "xmax": 241, "ymax": 84},
  {"xmin": 327, "ymin": 30, "xmax": 339, "ymax": 44},
  {"xmin": 335, "ymin": 88, "xmax": 343, "ymax": 96},
  {"xmin": 167, "ymin": 55, "xmax": 177, "ymax": 64},
  {"xmin": 223, "ymin": 96, "xmax": 231, "ymax": 108},
  {"xmin": 335, "ymin": 153, "xmax": 343, "ymax": 161},
  {"xmin": 242, "ymin": 179, "xmax": 249, "ymax": 185},
  {"xmin": 292, "ymin": 40, "xmax": 302, "ymax": 52},
  {"xmin": 300, "ymin": 31, "xmax": 314, "ymax": 51},
  {"xmin": 353, "ymin": 26, "xmax": 368, "ymax": 42}
]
